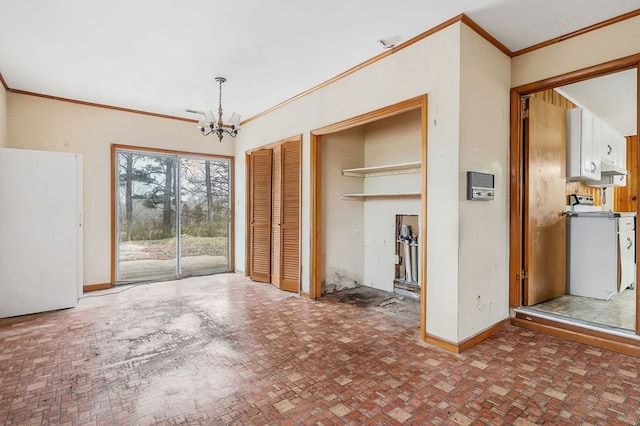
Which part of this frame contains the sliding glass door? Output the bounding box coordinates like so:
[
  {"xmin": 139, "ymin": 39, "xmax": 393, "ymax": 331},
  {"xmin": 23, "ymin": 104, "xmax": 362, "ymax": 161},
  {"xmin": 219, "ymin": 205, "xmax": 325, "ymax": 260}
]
[
  {"xmin": 178, "ymin": 157, "xmax": 231, "ymax": 276},
  {"xmin": 115, "ymin": 148, "xmax": 231, "ymax": 283}
]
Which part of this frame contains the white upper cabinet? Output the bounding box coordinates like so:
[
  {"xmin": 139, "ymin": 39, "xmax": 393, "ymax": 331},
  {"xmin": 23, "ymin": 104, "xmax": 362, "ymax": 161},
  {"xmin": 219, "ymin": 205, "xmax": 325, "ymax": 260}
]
[
  {"xmin": 600, "ymin": 123, "xmax": 627, "ymax": 187},
  {"xmin": 567, "ymin": 108, "xmax": 600, "ymax": 181},
  {"xmin": 566, "ymin": 107, "xmax": 627, "ymax": 186},
  {"xmin": 596, "ymin": 117, "xmax": 626, "ymax": 168}
]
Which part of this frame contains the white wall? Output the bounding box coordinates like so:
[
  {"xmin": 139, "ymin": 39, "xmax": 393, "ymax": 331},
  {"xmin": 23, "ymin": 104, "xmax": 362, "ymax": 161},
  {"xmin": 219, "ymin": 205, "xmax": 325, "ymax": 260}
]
[
  {"xmin": 457, "ymin": 24, "xmax": 511, "ymax": 341},
  {"xmin": 7, "ymin": 93, "xmax": 234, "ymax": 286},
  {"xmin": 0, "ymin": 82, "xmax": 6, "ymax": 147},
  {"xmin": 235, "ymin": 23, "xmax": 463, "ymax": 342}
]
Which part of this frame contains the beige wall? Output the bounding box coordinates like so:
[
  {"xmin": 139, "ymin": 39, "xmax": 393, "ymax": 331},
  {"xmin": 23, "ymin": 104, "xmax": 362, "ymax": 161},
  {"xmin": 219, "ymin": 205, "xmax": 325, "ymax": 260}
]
[
  {"xmin": 321, "ymin": 127, "xmax": 365, "ymax": 291},
  {"xmin": 0, "ymin": 83, "xmax": 6, "ymax": 147},
  {"xmin": 235, "ymin": 23, "xmax": 464, "ymax": 341},
  {"xmin": 512, "ymin": 15, "xmax": 640, "ymax": 88},
  {"xmin": 458, "ymin": 24, "xmax": 511, "ymax": 341},
  {"xmin": 7, "ymin": 93, "xmax": 234, "ymax": 285}
]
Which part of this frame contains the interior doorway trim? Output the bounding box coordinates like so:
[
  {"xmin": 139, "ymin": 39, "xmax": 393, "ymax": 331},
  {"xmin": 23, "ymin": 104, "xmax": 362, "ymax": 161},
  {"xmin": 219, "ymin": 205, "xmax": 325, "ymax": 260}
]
[
  {"xmin": 310, "ymin": 94, "xmax": 428, "ymax": 340},
  {"xmin": 509, "ymin": 53, "xmax": 640, "ymax": 355}
]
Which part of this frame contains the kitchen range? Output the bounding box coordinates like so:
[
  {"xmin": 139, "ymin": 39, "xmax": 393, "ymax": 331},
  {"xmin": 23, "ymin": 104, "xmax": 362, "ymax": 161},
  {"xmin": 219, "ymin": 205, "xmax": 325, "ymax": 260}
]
[{"xmin": 566, "ymin": 194, "xmax": 636, "ymax": 301}]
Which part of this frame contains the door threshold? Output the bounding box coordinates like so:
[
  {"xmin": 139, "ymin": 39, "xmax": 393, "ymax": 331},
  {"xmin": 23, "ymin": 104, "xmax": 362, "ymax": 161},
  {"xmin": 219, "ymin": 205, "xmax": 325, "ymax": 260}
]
[
  {"xmin": 513, "ymin": 307, "xmax": 640, "ymax": 357},
  {"xmin": 514, "ymin": 307, "xmax": 638, "ymax": 339}
]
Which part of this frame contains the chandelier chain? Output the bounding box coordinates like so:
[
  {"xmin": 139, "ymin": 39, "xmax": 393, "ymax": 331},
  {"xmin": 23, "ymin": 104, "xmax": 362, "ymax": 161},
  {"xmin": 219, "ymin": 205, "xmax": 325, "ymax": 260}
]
[{"xmin": 218, "ymin": 79, "xmax": 223, "ymax": 110}]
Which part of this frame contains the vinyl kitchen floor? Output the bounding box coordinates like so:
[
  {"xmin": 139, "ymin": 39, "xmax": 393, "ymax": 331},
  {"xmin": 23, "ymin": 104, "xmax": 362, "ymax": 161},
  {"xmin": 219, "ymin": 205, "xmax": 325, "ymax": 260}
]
[
  {"xmin": 2, "ymin": 274, "xmax": 640, "ymax": 425},
  {"xmin": 528, "ymin": 288, "xmax": 636, "ymax": 332}
]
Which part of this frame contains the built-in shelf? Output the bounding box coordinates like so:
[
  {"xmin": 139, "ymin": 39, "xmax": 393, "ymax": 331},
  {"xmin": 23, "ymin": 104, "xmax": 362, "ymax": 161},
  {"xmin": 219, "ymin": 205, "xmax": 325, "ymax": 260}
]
[
  {"xmin": 342, "ymin": 161, "xmax": 422, "ymax": 177},
  {"xmin": 341, "ymin": 192, "xmax": 421, "ymax": 200}
]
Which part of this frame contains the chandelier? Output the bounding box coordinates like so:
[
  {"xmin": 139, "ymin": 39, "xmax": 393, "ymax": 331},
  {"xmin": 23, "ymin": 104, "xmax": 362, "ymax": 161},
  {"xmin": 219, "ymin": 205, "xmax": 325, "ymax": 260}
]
[{"xmin": 197, "ymin": 77, "xmax": 241, "ymax": 142}]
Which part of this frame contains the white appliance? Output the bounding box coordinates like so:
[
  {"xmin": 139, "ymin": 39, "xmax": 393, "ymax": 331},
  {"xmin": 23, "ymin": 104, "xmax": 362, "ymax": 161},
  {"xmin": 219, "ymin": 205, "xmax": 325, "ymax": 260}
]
[
  {"xmin": 567, "ymin": 210, "xmax": 636, "ymax": 301},
  {"xmin": 0, "ymin": 148, "xmax": 83, "ymax": 318}
]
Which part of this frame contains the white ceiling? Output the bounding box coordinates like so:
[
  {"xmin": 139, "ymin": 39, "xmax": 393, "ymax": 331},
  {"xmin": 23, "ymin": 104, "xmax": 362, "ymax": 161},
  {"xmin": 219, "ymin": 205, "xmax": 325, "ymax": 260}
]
[
  {"xmin": 0, "ymin": 0, "xmax": 639, "ymax": 122},
  {"xmin": 556, "ymin": 69, "xmax": 638, "ymax": 136}
]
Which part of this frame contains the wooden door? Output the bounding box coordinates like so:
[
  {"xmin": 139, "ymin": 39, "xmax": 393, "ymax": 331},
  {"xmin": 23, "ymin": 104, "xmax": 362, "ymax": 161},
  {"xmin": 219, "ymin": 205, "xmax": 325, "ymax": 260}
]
[
  {"xmin": 279, "ymin": 141, "xmax": 301, "ymax": 292},
  {"xmin": 249, "ymin": 149, "xmax": 273, "ymax": 282},
  {"xmin": 271, "ymin": 146, "xmax": 282, "ymax": 287},
  {"xmin": 248, "ymin": 140, "xmax": 301, "ymax": 291},
  {"xmin": 524, "ymin": 96, "xmax": 567, "ymax": 305},
  {"xmin": 269, "ymin": 141, "xmax": 301, "ymax": 291}
]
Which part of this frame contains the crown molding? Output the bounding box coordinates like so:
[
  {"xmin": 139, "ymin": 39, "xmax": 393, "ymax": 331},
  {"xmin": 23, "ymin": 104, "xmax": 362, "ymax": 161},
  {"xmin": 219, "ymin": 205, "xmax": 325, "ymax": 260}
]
[
  {"xmin": 242, "ymin": 13, "xmax": 507, "ymax": 126},
  {"xmin": 243, "ymin": 9, "xmax": 640, "ymax": 124},
  {"xmin": 1, "ymin": 9, "xmax": 638, "ymax": 124},
  {"xmin": 460, "ymin": 14, "xmax": 512, "ymax": 56},
  {"xmin": 512, "ymin": 8, "xmax": 640, "ymax": 57},
  {"xmin": 8, "ymin": 88, "xmax": 196, "ymax": 123}
]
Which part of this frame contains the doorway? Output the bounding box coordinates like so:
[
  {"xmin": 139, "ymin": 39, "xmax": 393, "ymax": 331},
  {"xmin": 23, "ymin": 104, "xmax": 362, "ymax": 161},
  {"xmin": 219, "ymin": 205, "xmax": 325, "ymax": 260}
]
[
  {"xmin": 510, "ymin": 58, "xmax": 640, "ymax": 353},
  {"xmin": 113, "ymin": 146, "xmax": 233, "ymax": 283}
]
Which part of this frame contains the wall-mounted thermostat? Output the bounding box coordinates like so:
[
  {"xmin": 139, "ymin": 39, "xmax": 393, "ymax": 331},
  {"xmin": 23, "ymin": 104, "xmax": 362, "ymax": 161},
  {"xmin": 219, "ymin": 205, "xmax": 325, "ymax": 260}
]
[{"xmin": 467, "ymin": 171, "xmax": 494, "ymax": 201}]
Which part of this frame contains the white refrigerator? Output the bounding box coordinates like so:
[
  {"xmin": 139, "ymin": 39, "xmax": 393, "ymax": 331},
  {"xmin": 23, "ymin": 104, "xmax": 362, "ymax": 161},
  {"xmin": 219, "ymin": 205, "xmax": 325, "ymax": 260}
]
[{"xmin": 0, "ymin": 147, "xmax": 83, "ymax": 318}]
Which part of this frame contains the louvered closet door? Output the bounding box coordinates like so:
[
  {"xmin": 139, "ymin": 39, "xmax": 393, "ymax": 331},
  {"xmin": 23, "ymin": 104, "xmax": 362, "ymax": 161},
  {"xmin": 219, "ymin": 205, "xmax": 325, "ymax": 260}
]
[
  {"xmin": 271, "ymin": 146, "xmax": 282, "ymax": 288},
  {"xmin": 279, "ymin": 141, "xmax": 300, "ymax": 292},
  {"xmin": 249, "ymin": 149, "xmax": 273, "ymax": 282}
]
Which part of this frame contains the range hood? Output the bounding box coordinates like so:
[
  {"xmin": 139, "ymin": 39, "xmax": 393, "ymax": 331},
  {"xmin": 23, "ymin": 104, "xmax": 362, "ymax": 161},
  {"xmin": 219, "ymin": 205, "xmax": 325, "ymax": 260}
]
[
  {"xmin": 587, "ymin": 158, "xmax": 627, "ymax": 188},
  {"xmin": 600, "ymin": 158, "xmax": 627, "ymax": 176}
]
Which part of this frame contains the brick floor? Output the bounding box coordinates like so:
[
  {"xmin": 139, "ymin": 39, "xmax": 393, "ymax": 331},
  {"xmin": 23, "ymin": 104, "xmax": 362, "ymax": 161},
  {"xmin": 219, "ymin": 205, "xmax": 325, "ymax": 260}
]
[{"xmin": 1, "ymin": 273, "xmax": 640, "ymax": 425}]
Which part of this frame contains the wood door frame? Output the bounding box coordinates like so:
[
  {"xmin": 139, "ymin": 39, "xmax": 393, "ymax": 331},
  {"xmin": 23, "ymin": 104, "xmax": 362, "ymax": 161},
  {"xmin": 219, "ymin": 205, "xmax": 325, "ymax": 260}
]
[
  {"xmin": 310, "ymin": 94, "xmax": 428, "ymax": 340},
  {"xmin": 509, "ymin": 54, "xmax": 640, "ymax": 354},
  {"xmin": 245, "ymin": 135, "xmax": 303, "ymax": 291}
]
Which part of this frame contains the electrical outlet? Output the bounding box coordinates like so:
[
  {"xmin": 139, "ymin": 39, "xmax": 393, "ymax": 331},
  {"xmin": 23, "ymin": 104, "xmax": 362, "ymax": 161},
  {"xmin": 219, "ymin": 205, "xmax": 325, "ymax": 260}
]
[{"xmin": 394, "ymin": 255, "xmax": 400, "ymax": 264}]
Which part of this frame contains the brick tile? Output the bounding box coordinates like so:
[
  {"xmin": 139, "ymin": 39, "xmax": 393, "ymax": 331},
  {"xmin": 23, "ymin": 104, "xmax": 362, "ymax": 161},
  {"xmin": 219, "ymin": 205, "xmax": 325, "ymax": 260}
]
[
  {"xmin": 329, "ymin": 403, "xmax": 352, "ymax": 417},
  {"xmin": 388, "ymin": 407, "xmax": 411, "ymax": 422}
]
